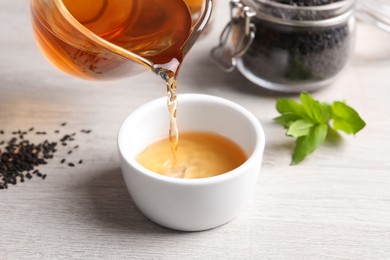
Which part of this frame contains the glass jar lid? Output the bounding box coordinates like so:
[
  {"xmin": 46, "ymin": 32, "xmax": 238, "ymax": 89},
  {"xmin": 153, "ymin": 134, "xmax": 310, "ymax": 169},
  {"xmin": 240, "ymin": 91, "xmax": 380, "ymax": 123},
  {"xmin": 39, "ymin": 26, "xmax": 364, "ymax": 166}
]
[
  {"xmin": 242, "ymin": 0, "xmax": 355, "ymax": 27},
  {"xmin": 356, "ymin": 0, "xmax": 390, "ymax": 32}
]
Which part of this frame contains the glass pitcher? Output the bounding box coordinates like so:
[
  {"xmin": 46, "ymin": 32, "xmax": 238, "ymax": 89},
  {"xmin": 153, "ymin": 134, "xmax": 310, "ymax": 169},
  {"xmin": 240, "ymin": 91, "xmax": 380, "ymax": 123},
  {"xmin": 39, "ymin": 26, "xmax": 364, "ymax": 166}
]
[{"xmin": 30, "ymin": 0, "xmax": 213, "ymax": 80}]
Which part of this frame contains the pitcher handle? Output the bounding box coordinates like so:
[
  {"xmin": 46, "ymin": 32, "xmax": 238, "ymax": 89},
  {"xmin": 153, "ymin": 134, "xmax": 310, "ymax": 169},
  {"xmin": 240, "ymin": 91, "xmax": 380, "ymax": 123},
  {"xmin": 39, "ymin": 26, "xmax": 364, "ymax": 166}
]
[{"xmin": 211, "ymin": 0, "xmax": 256, "ymax": 72}]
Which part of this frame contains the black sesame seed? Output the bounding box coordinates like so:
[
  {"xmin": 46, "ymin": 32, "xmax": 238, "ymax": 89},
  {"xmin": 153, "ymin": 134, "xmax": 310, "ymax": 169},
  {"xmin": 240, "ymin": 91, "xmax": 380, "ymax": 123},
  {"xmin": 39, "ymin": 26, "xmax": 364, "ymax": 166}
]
[
  {"xmin": 61, "ymin": 122, "xmax": 67, "ymax": 126},
  {"xmin": 1, "ymin": 123, "xmax": 89, "ymax": 190},
  {"xmin": 60, "ymin": 135, "xmax": 70, "ymax": 142},
  {"xmin": 242, "ymin": 6, "xmax": 350, "ymax": 85}
]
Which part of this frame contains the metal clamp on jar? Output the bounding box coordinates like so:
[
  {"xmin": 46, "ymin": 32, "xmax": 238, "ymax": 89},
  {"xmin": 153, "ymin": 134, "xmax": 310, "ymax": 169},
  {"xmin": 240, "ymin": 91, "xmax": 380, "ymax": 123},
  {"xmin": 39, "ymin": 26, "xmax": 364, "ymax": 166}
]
[{"xmin": 212, "ymin": 0, "xmax": 356, "ymax": 93}]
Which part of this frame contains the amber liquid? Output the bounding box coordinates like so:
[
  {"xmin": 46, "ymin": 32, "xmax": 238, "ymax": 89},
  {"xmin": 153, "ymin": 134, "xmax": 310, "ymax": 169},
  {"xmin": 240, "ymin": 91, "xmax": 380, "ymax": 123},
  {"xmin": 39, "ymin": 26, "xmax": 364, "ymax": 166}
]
[
  {"xmin": 31, "ymin": 0, "xmax": 210, "ymax": 175},
  {"xmin": 136, "ymin": 132, "xmax": 247, "ymax": 179},
  {"xmin": 31, "ymin": 0, "xmax": 194, "ymax": 79}
]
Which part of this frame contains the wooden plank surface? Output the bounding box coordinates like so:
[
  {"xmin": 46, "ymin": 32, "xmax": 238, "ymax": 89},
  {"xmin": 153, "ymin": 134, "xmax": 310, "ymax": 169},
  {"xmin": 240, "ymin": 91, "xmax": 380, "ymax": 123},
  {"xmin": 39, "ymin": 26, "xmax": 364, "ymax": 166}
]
[{"xmin": 1, "ymin": 1, "xmax": 389, "ymax": 259}]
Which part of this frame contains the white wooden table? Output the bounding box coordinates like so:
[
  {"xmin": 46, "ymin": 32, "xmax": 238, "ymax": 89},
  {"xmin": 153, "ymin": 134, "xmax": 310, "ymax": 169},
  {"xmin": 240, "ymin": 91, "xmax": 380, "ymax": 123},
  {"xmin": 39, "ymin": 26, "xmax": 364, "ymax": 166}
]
[{"xmin": 1, "ymin": 1, "xmax": 390, "ymax": 259}]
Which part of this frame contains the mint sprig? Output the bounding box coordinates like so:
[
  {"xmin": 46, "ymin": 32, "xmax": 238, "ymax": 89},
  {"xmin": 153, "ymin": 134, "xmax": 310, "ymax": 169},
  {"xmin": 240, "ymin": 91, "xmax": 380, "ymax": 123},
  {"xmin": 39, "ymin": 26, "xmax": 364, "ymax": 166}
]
[{"xmin": 274, "ymin": 92, "xmax": 366, "ymax": 165}]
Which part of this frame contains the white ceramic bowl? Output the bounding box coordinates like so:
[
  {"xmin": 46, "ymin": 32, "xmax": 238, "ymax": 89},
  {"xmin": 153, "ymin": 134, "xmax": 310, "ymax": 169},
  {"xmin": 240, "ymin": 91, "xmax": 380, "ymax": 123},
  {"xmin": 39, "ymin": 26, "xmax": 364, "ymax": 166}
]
[{"xmin": 118, "ymin": 94, "xmax": 265, "ymax": 231}]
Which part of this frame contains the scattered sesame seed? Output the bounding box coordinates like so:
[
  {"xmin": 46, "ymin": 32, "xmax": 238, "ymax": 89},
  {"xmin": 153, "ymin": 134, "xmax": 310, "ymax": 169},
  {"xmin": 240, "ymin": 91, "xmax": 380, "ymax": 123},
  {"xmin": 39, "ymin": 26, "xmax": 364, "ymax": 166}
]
[{"xmin": 0, "ymin": 124, "xmax": 90, "ymax": 190}]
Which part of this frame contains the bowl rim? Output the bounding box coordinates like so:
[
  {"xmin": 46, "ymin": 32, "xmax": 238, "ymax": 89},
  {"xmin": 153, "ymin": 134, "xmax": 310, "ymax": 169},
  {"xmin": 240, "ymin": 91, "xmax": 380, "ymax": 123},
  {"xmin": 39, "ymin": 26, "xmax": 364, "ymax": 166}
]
[{"xmin": 117, "ymin": 93, "xmax": 265, "ymax": 186}]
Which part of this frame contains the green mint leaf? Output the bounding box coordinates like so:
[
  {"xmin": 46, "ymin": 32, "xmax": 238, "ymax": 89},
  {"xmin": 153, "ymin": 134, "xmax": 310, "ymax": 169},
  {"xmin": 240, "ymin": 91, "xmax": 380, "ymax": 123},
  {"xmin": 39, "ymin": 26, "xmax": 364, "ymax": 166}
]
[
  {"xmin": 287, "ymin": 119, "xmax": 314, "ymax": 137},
  {"xmin": 276, "ymin": 98, "xmax": 306, "ymax": 118},
  {"xmin": 292, "ymin": 124, "xmax": 328, "ymax": 165},
  {"xmin": 320, "ymin": 102, "xmax": 332, "ymax": 124},
  {"xmin": 274, "ymin": 113, "xmax": 302, "ymax": 128},
  {"xmin": 274, "ymin": 93, "xmax": 366, "ymax": 165},
  {"xmin": 331, "ymin": 101, "xmax": 366, "ymax": 134},
  {"xmin": 299, "ymin": 92, "xmax": 330, "ymax": 123}
]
